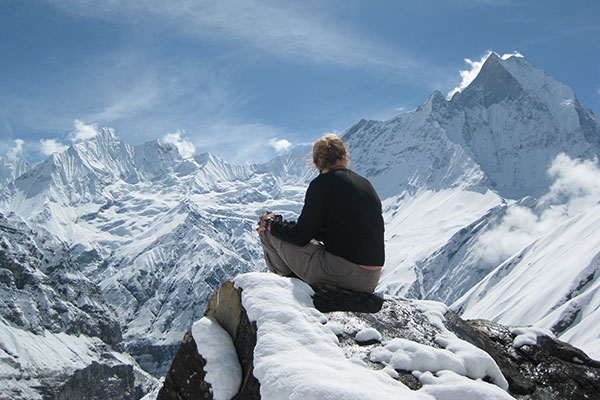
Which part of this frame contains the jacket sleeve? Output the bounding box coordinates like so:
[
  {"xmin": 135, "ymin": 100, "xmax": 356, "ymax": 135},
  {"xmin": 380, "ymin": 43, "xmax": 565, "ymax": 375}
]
[{"xmin": 270, "ymin": 177, "xmax": 328, "ymax": 246}]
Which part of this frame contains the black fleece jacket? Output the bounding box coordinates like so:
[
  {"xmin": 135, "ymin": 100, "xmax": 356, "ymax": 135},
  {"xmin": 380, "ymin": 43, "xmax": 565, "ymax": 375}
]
[{"xmin": 270, "ymin": 168, "xmax": 385, "ymax": 266}]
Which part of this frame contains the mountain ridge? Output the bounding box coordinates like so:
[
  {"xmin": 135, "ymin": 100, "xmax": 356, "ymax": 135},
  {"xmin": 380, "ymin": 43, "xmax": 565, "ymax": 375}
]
[{"xmin": 0, "ymin": 52, "xmax": 599, "ymax": 392}]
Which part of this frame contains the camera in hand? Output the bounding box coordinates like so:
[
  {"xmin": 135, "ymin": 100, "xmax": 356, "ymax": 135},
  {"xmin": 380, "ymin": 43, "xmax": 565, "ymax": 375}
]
[{"xmin": 261, "ymin": 214, "xmax": 282, "ymax": 228}]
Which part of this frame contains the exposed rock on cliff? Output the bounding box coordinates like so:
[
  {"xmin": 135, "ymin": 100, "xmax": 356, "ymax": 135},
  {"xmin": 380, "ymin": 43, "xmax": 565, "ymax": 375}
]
[
  {"xmin": 0, "ymin": 212, "xmax": 159, "ymax": 399},
  {"xmin": 158, "ymin": 273, "xmax": 600, "ymax": 399}
]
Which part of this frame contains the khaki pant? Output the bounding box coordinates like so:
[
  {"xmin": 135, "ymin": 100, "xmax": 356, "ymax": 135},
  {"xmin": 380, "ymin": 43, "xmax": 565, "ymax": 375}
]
[{"xmin": 259, "ymin": 231, "xmax": 380, "ymax": 293}]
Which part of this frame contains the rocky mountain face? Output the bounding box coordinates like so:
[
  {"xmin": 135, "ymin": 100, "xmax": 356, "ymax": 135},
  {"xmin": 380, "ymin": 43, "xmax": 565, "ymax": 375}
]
[
  {"xmin": 0, "ymin": 158, "xmax": 30, "ymax": 188},
  {"xmin": 0, "ymin": 212, "xmax": 120, "ymax": 345},
  {"xmin": 158, "ymin": 274, "xmax": 600, "ymax": 399},
  {"xmin": 1, "ymin": 52, "xmax": 600, "ymax": 398},
  {"xmin": 346, "ymin": 53, "xmax": 599, "ymax": 200},
  {"xmin": 0, "ymin": 212, "xmax": 158, "ymax": 399}
]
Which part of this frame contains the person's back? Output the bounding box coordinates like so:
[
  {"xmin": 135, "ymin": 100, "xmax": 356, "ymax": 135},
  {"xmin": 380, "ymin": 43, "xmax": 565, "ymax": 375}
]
[
  {"xmin": 305, "ymin": 168, "xmax": 384, "ymax": 267},
  {"xmin": 257, "ymin": 133, "xmax": 384, "ymax": 293}
]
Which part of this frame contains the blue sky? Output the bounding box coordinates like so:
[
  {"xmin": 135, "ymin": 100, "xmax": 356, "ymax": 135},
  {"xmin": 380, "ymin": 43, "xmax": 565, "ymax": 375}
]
[{"xmin": 1, "ymin": 0, "xmax": 599, "ymax": 164}]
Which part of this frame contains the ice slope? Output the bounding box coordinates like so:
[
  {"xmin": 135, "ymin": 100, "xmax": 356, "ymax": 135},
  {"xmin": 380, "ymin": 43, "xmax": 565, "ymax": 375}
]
[
  {"xmin": 453, "ymin": 203, "xmax": 600, "ymax": 360},
  {"xmin": 396, "ymin": 153, "xmax": 600, "ymax": 360},
  {"xmin": 377, "ymin": 188, "xmax": 502, "ymax": 297},
  {"xmin": 343, "ymin": 94, "xmax": 491, "ymax": 200}
]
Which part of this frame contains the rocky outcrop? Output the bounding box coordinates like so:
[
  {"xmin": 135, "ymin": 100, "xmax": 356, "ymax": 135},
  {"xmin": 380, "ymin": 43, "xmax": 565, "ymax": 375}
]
[
  {"xmin": 448, "ymin": 317, "xmax": 600, "ymax": 398},
  {"xmin": 159, "ymin": 276, "xmax": 600, "ymax": 400},
  {"xmin": 0, "ymin": 213, "xmax": 122, "ymax": 345},
  {"xmin": 158, "ymin": 280, "xmax": 259, "ymax": 400},
  {"xmin": 0, "ymin": 213, "xmax": 158, "ymax": 399},
  {"xmin": 56, "ymin": 362, "xmax": 142, "ymax": 400},
  {"xmin": 156, "ymin": 332, "xmax": 212, "ymax": 400}
]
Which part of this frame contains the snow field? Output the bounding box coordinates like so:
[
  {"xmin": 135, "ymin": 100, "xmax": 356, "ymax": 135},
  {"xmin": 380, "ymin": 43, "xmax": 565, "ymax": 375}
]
[{"xmin": 380, "ymin": 188, "xmax": 501, "ymax": 295}]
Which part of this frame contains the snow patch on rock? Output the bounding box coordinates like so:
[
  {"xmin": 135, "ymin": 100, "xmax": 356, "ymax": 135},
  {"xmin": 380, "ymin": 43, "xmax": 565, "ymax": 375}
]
[{"xmin": 191, "ymin": 317, "xmax": 241, "ymax": 400}]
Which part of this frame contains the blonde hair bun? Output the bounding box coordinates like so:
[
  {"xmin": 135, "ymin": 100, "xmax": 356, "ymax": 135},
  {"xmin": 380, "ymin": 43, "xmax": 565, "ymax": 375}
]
[{"xmin": 313, "ymin": 134, "xmax": 349, "ymax": 172}]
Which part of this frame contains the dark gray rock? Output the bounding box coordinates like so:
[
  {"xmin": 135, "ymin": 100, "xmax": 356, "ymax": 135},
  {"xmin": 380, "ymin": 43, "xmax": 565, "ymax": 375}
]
[
  {"xmin": 158, "ymin": 280, "xmax": 259, "ymax": 400},
  {"xmin": 56, "ymin": 362, "xmax": 142, "ymax": 400},
  {"xmin": 453, "ymin": 318, "xmax": 600, "ymax": 399},
  {"xmin": 157, "ymin": 332, "xmax": 212, "ymax": 400}
]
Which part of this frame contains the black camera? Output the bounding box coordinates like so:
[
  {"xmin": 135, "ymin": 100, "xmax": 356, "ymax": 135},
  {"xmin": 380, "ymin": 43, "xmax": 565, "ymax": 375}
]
[{"xmin": 261, "ymin": 214, "xmax": 282, "ymax": 227}]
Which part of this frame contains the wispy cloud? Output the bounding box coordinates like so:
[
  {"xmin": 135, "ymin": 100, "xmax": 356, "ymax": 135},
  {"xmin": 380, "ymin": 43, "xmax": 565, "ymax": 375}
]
[
  {"xmin": 476, "ymin": 153, "xmax": 600, "ymax": 265},
  {"xmin": 161, "ymin": 130, "xmax": 196, "ymax": 159},
  {"xmin": 268, "ymin": 138, "xmax": 292, "ymax": 154},
  {"xmin": 191, "ymin": 121, "xmax": 301, "ymax": 164},
  {"xmin": 69, "ymin": 119, "xmax": 98, "ymax": 142},
  {"xmin": 6, "ymin": 139, "xmax": 25, "ymax": 161},
  {"xmin": 85, "ymin": 79, "xmax": 162, "ymax": 124},
  {"xmin": 35, "ymin": 119, "xmax": 96, "ymax": 157},
  {"xmin": 40, "ymin": 138, "xmax": 69, "ymax": 156},
  {"xmin": 48, "ymin": 0, "xmax": 420, "ymax": 73}
]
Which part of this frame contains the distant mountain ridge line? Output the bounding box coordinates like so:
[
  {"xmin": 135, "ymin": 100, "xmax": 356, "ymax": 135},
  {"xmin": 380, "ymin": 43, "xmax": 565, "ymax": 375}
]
[{"xmin": 0, "ymin": 52, "xmax": 599, "ymax": 388}]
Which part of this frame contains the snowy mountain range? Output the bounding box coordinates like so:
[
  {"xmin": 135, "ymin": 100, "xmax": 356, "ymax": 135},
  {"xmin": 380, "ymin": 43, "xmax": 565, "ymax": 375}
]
[
  {"xmin": 1, "ymin": 131, "xmax": 315, "ymax": 378},
  {"xmin": 1, "ymin": 52, "xmax": 599, "ymax": 397}
]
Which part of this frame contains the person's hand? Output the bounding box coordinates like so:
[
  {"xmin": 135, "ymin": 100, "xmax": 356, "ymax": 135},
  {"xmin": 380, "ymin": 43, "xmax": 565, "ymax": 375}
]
[{"xmin": 256, "ymin": 211, "xmax": 275, "ymax": 233}]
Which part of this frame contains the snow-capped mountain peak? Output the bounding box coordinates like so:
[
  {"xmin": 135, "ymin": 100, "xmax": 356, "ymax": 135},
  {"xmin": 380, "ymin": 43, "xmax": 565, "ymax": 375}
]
[{"xmin": 453, "ymin": 52, "xmax": 524, "ymax": 108}]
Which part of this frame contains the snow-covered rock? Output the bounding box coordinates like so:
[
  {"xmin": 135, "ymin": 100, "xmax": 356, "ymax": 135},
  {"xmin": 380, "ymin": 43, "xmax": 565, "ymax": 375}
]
[{"xmin": 158, "ymin": 273, "xmax": 600, "ymax": 400}]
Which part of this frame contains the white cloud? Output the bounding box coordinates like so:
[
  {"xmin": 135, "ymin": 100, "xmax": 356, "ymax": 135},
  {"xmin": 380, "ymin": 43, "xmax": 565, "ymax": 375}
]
[
  {"xmin": 161, "ymin": 131, "xmax": 196, "ymax": 159},
  {"xmin": 499, "ymin": 51, "xmax": 524, "ymax": 60},
  {"xmin": 40, "ymin": 138, "xmax": 69, "ymax": 156},
  {"xmin": 542, "ymin": 153, "xmax": 600, "ymax": 214},
  {"xmin": 69, "ymin": 119, "xmax": 99, "ymax": 142},
  {"xmin": 269, "ymin": 138, "xmax": 292, "ymax": 154},
  {"xmin": 476, "ymin": 205, "xmax": 545, "ymax": 265},
  {"xmin": 6, "ymin": 139, "xmax": 25, "ymax": 161},
  {"xmin": 447, "ymin": 51, "xmax": 524, "ymax": 99},
  {"xmin": 476, "ymin": 153, "xmax": 600, "ymax": 265}
]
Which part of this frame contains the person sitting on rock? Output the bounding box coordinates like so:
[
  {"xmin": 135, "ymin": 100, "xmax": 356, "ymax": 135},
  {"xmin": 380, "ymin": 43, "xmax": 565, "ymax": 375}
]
[{"xmin": 257, "ymin": 133, "xmax": 384, "ymax": 293}]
